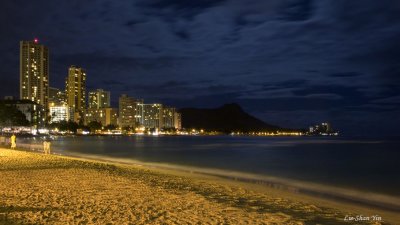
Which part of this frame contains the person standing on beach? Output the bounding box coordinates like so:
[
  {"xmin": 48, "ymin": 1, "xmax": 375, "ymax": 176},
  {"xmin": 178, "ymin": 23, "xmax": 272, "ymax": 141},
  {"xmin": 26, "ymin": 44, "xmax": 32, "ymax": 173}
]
[
  {"xmin": 43, "ymin": 140, "xmax": 51, "ymax": 154},
  {"xmin": 47, "ymin": 141, "xmax": 51, "ymax": 154},
  {"xmin": 43, "ymin": 140, "xmax": 47, "ymax": 154},
  {"xmin": 10, "ymin": 134, "xmax": 16, "ymax": 149}
]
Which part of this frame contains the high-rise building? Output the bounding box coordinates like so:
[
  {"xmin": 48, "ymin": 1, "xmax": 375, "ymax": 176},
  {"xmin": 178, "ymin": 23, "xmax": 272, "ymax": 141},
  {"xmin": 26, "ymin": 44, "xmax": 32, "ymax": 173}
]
[
  {"xmin": 19, "ymin": 39, "xmax": 49, "ymax": 121},
  {"xmin": 162, "ymin": 107, "xmax": 176, "ymax": 129},
  {"xmin": 174, "ymin": 111, "xmax": 182, "ymax": 130},
  {"xmin": 118, "ymin": 94, "xmax": 142, "ymax": 129},
  {"xmin": 49, "ymin": 87, "xmax": 66, "ymax": 106},
  {"xmin": 104, "ymin": 108, "xmax": 118, "ymax": 126},
  {"xmin": 88, "ymin": 89, "xmax": 110, "ymax": 109},
  {"xmin": 161, "ymin": 107, "xmax": 181, "ymax": 130},
  {"xmin": 66, "ymin": 66, "xmax": 86, "ymax": 123},
  {"xmin": 141, "ymin": 103, "xmax": 163, "ymax": 129}
]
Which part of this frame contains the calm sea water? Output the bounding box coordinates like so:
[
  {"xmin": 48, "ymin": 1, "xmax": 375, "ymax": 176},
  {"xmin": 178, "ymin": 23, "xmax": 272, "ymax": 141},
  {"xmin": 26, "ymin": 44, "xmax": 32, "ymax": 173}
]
[{"xmin": 21, "ymin": 135, "xmax": 400, "ymax": 197}]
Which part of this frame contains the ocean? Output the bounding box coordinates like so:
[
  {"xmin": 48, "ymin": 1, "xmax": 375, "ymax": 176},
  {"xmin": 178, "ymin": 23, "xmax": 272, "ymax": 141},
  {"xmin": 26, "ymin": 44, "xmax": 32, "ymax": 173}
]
[{"xmin": 19, "ymin": 135, "xmax": 400, "ymax": 198}]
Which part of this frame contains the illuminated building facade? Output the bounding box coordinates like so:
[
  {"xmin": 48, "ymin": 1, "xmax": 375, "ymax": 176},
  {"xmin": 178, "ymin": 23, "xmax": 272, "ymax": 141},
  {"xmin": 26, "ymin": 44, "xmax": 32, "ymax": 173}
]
[
  {"xmin": 174, "ymin": 111, "xmax": 182, "ymax": 130},
  {"xmin": 103, "ymin": 108, "xmax": 118, "ymax": 126},
  {"xmin": 160, "ymin": 107, "xmax": 181, "ymax": 129},
  {"xmin": 19, "ymin": 39, "xmax": 49, "ymax": 121},
  {"xmin": 49, "ymin": 104, "xmax": 71, "ymax": 123},
  {"xmin": 88, "ymin": 89, "xmax": 110, "ymax": 109},
  {"xmin": 66, "ymin": 66, "xmax": 86, "ymax": 123},
  {"xmin": 86, "ymin": 108, "xmax": 118, "ymax": 126},
  {"xmin": 308, "ymin": 122, "xmax": 337, "ymax": 135},
  {"xmin": 141, "ymin": 103, "xmax": 163, "ymax": 129},
  {"xmin": 162, "ymin": 107, "xmax": 176, "ymax": 129},
  {"xmin": 118, "ymin": 94, "xmax": 142, "ymax": 128}
]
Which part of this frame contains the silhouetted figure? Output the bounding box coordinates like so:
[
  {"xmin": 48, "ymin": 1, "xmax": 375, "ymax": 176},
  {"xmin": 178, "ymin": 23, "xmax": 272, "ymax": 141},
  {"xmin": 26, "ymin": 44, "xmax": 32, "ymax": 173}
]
[{"xmin": 10, "ymin": 134, "xmax": 16, "ymax": 149}]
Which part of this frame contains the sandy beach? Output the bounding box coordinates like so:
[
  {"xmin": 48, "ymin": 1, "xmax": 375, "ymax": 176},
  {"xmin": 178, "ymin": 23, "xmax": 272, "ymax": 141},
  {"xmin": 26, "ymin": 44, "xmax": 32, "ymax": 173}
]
[{"xmin": 0, "ymin": 148, "xmax": 397, "ymax": 224}]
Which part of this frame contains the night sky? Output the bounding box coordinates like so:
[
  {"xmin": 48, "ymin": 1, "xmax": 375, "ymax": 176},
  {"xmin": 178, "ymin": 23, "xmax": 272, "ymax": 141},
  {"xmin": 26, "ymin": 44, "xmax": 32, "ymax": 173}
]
[{"xmin": 1, "ymin": 0, "xmax": 400, "ymax": 136}]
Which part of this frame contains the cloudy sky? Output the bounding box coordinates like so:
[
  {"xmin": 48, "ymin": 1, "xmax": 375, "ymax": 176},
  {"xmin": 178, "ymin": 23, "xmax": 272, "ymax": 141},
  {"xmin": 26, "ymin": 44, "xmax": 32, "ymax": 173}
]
[{"xmin": 1, "ymin": 0, "xmax": 400, "ymax": 135}]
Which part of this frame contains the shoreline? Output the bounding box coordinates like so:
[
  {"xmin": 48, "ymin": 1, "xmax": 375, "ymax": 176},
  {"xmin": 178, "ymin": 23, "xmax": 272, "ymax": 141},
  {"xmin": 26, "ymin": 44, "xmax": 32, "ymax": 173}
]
[
  {"xmin": 57, "ymin": 151, "xmax": 400, "ymax": 212},
  {"xmin": 1, "ymin": 148, "xmax": 399, "ymax": 224}
]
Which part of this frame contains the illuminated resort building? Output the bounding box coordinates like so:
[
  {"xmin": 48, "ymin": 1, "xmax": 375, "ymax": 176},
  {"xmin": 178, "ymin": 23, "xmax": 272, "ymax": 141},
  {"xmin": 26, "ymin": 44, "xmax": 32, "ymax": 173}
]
[
  {"xmin": 48, "ymin": 87, "xmax": 71, "ymax": 123},
  {"xmin": 88, "ymin": 89, "xmax": 110, "ymax": 109},
  {"xmin": 86, "ymin": 108, "xmax": 118, "ymax": 127},
  {"xmin": 140, "ymin": 104, "xmax": 163, "ymax": 129},
  {"xmin": 86, "ymin": 89, "xmax": 114, "ymax": 126},
  {"xmin": 162, "ymin": 107, "xmax": 175, "ymax": 128},
  {"xmin": 49, "ymin": 103, "xmax": 72, "ymax": 123},
  {"xmin": 66, "ymin": 66, "xmax": 86, "ymax": 123},
  {"xmin": 174, "ymin": 111, "xmax": 182, "ymax": 130},
  {"xmin": 118, "ymin": 94, "xmax": 143, "ymax": 129},
  {"xmin": 162, "ymin": 107, "xmax": 181, "ymax": 129},
  {"xmin": 19, "ymin": 39, "xmax": 49, "ymax": 121}
]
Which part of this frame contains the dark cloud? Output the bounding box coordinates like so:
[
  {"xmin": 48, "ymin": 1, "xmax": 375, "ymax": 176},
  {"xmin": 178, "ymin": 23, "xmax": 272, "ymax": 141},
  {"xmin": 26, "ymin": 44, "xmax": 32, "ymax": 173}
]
[
  {"xmin": 136, "ymin": 0, "xmax": 227, "ymax": 21},
  {"xmin": 278, "ymin": 0, "xmax": 314, "ymax": 21},
  {"xmin": 329, "ymin": 72, "xmax": 360, "ymax": 78},
  {"xmin": 292, "ymin": 85, "xmax": 362, "ymax": 98},
  {"xmin": 141, "ymin": 0, "xmax": 226, "ymax": 10},
  {"xmin": 174, "ymin": 30, "xmax": 190, "ymax": 40},
  {"xmin": 124, "ymin": 19, "xmax": 147, "ymax": 27},
  {"xmin": 0, "ymin": 0, "xmax": 400, "ymax": 135}
]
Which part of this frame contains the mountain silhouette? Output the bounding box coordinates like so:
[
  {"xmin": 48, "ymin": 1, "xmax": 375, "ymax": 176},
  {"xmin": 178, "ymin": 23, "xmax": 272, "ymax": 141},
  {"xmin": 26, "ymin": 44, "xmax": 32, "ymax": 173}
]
[{"xmin": 179, "ymin": 103, "xmax": 280, "ymax": 132}]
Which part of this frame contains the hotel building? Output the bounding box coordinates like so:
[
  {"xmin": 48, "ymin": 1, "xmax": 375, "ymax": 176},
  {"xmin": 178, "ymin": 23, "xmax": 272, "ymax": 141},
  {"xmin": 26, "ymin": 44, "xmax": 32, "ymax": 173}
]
[
  {"xmin": 162, "ymin": 107, "xmax": 176, "ymax": 129},
  {"xmin": 86, "ymin": 108, "xmax": 118, "ymax": 127},
  {"xmin": 66, "ymin": 66, "xmax": 86, "ymax": 123},
  {"xmin": 19, "ymin": 39, "xmax": 49, "ymax": 122},
  {"xmin": 88, "ymin": 89, "xmax": 110, "ymax": 109},
  {"xmin": 49, "ymin": 103, "xmax": 72, "ymax": 123},
  {"xmin": 118, "ymin": 94, "xmax": 143, "ymax": 129},
  {"xmin": 174, "ymin": 111, "xmax": 182, "ymax": 130},
  {"xmin": 140, "ymin": 103, "xmax": 163, "ymax": 129}
]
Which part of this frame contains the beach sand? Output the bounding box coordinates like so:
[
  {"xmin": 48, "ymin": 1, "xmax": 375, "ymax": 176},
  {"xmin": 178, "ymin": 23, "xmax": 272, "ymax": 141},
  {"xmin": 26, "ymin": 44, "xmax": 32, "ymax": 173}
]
[{"xmin": 0, "ymin": 148, "xmax": 396, "ymax": 224}]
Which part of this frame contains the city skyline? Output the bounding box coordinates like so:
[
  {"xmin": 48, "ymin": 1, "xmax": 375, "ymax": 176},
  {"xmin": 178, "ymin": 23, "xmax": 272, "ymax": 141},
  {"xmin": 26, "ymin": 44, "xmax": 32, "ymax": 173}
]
[
  {"xmin": 13, "ymin": 39, "xmax": 183, "ymax": 130},
  {"xmin": 1, "ymin": 1, "xmax": 400, "ymax": 135}
]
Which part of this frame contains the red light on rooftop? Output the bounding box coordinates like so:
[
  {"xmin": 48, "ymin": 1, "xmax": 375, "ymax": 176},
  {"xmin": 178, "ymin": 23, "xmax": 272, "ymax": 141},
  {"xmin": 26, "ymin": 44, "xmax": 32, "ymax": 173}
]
[{"xmin": 34, "ymin": 38, "xmax": 38, "ymax": 43}]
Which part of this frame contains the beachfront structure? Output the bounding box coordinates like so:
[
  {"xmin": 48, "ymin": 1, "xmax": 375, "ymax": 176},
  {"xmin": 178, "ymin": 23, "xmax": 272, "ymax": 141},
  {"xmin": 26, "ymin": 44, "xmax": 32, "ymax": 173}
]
[
  {"xmin": 162, "ymin": 107, "xmax": 175, "ymax": 128},
  {"xmin": 118, "ymin": 94, "xmax": 143, "ymax": 129},
  {"xmin": 174, "ymin": 111, "xmax": 182, "ymax": 130},
  {"xmin": 140, "ymin": 103, "xmax": 163, "ymax": 129},
  {"xmin": 88, "ymin": 89, "xmax": 110, "ymax": 109},
  {"xmin": 19, "ymin": 39, "xmax": 49, "ymax": 119},
  {"xmin": 66, "ymin": 66, "xmax": 86, "ymax": 123},
  {"xmin": 49, "ymin": 103, "xmax": 72, "ymax": 123},
  {"xmin": 162, "ymin": 107, "xmax": 179, "ymax": 129},
  {"xmin": 85, "ymin": 107, "xmax": 118, "ymax": 126}
]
